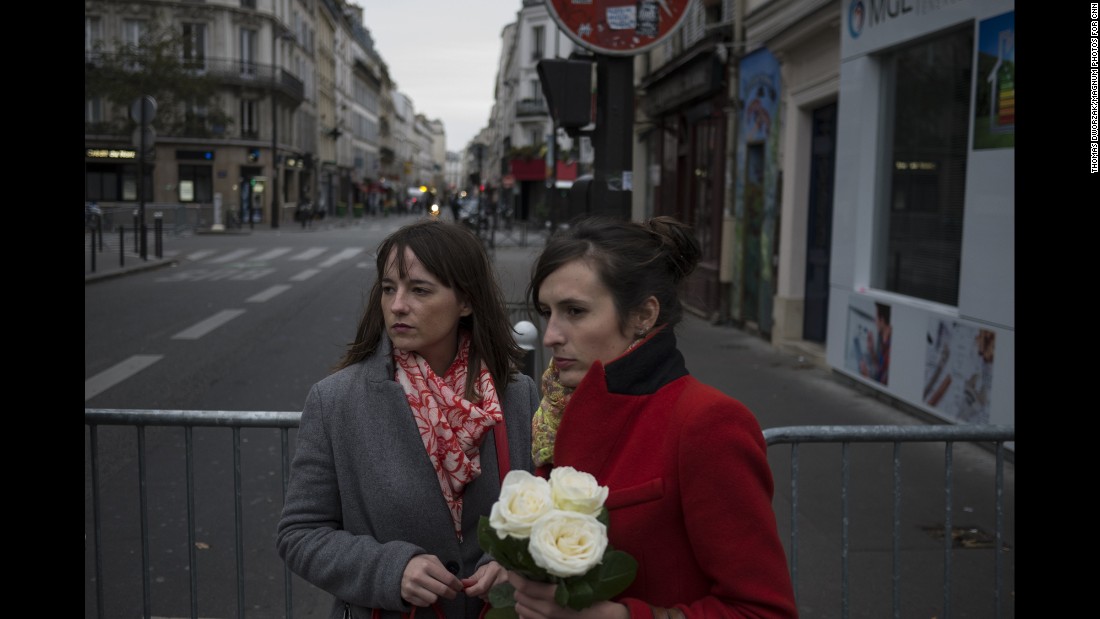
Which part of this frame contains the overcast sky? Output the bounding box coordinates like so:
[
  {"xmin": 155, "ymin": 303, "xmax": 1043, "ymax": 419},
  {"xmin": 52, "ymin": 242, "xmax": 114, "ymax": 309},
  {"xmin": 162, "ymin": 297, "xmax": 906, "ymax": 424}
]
[{"xmin": 357, "ymin": 0, "xmax": 522, "ymax": 153}]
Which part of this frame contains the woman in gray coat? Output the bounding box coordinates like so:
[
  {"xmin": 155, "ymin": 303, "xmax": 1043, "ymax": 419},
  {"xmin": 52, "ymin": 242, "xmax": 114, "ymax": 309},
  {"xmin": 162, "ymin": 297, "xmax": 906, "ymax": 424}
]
[{"xmin": 277, "ymin": 219, "xmax": 539, "ymax": 619}]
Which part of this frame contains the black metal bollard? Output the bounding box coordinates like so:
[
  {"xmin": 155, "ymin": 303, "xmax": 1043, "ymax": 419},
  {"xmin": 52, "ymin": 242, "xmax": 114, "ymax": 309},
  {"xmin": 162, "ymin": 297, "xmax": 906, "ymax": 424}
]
[
  {"xmin": 141, "ymin": 225, "xmax": 148, "ymax": 261},
  {"xmin": 154, "ymin": 215, "xmax": 163, "ymax": 258},
  {"xmin": 96, "ymin": 218, "xmax": 103, "ymax": 251},
  {"xmin": 89, "ymin": 228, "xmax": 96, "ymax": 273},
  {"xmin": 132, "ymin": 212, "xmax": 139, "ymax": 252},
  {"xmin": 119, "ymin": 226, "xmax": 126, "ymax": 268}
]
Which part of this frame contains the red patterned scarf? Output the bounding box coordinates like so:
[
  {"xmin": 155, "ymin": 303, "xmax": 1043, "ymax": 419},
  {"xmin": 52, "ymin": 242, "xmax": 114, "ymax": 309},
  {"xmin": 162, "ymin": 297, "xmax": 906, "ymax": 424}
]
[{"xmin": 394, "ymin": 333, "xmax": 503, "ymax": 540}]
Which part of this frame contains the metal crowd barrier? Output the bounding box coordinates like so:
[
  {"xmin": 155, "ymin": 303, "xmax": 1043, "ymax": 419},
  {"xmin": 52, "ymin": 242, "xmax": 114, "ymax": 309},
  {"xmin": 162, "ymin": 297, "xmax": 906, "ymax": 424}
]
[
  {"xmin": 764, "ymin": 424, "xmax": 1015, "ymax": 619},
  {"xmin": 86, "ymin": 410, "xmax": 1013, "ymax": 619}
]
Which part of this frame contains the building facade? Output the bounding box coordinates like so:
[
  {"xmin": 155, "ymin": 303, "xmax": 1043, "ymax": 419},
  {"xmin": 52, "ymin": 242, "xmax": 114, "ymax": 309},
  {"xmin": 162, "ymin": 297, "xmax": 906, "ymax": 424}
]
[{"xmin": 84, "ymin": 0, "xmax": 443, "ymax": 226}]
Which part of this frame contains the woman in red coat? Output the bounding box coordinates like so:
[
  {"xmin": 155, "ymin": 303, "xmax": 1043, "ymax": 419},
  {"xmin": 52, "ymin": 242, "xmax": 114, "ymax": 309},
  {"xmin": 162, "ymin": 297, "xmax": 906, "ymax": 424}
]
[{"xmin": 510, "ymin": 216, "xmax": 798, "ymax": 619}]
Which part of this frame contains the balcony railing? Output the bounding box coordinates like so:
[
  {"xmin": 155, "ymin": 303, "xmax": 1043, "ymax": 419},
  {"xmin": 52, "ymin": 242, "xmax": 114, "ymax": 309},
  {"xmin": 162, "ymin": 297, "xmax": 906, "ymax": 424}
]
[
  {"xmin": 516, "ymin": 98, "xmax": 548, "ymax": 117},
  {"xmin": 86, "ymin": 53, "xmax": 304, "ymax": 103}
]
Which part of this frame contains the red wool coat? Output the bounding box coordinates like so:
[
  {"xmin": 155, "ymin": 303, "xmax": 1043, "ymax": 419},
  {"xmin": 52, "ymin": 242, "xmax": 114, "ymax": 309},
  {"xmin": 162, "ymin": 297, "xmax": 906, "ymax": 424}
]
[{"xmin": 537, "ymin": 327, "xmax": 798, "ymax": 619}]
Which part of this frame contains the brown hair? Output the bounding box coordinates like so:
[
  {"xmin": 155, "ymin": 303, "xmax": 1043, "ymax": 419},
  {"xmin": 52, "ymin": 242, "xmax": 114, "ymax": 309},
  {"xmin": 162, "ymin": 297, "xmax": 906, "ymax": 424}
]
[
  {"xmin": 527, "ymin": 215, "xmax": 701, "ymax": 332},
  {"xmin": 336, "ymin": 219, "xmax": 526, "ymax": 399}
]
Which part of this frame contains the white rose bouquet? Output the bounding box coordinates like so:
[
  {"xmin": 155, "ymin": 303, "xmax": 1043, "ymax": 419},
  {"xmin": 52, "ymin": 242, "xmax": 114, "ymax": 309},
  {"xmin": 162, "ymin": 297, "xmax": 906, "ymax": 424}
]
[{"xmin": 478, "ymin": 467, "xmax": 637, "ymax": 617}]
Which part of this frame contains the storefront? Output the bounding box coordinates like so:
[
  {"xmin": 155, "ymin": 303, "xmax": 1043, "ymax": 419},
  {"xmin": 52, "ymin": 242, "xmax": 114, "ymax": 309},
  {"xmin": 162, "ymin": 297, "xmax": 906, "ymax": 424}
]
[{"xmin": 828, "ymin": 0, "xmax": 1014, "ymax": 428}]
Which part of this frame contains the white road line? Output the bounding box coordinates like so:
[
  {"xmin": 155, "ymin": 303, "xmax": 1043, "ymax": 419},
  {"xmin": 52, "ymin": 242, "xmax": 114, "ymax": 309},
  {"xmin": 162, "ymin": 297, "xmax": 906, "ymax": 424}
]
[
  {"xmin": 85, "ymin": 354, "xmax": 164, "ymax": 401},
  {"xmin": 253, "ymin": 248, "xmax": 293, "ymax": 261},
  {"xmin": 185, "ymin": 250, "xmax": 218, "ymax": 261},
  {"xmin": 290, "ymin": 268, "xmax": 322, "ymax": 281},
  {"xmin": 171, "ymin": 309, "xmax": 246, "ymax": 340},
  {"xmin": 319, "ymin": 248, "xmax": 364, "ymax": 268},
  {"xmin": 247, "ymin": 285, "xmax": 291, "ymax": 303},
  {"xmin": 208, "ymin": 249, "xmax": 257, "ymax": 264},
  {"xmin": 290, "ymin": 248, "xmax": 326, "ymax": 260}
]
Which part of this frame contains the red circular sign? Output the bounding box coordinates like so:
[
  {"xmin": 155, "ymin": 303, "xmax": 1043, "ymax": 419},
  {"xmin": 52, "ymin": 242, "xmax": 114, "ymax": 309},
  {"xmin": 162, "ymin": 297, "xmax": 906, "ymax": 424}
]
[{"xmin": 546, "ymin": 0, "xmax": 693, "ymax": 56}]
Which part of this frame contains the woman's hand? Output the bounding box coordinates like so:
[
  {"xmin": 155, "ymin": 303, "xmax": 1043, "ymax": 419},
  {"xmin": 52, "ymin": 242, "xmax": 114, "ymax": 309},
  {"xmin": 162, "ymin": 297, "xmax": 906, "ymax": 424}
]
[
  {"xmin": 401, "ymin": 554, "xmax": 464, "ymax": 608},
  {"xmin": 461, "ymin": 560, "xmax": 508, "ymax": 599},
  {"xmin": 508, "ymin": 572, "xmax": 629, "ymax": 619}
]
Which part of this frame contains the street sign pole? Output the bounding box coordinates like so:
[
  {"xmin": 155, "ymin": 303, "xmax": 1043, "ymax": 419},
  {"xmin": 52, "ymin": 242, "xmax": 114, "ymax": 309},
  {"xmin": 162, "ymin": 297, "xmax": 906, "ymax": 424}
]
[
  {"xmin": 543, "ymin": 0, "xmax": 691, "ymax": 220},
  {"xmin": 131, "ymin": 95, "xmax": 157, "ymax": 260}
]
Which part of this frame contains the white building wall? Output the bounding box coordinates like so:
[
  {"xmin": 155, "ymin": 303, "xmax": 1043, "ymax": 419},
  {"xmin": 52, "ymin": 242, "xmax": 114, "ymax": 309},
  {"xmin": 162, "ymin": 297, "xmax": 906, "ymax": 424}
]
[{"xmin": 828, "ymin": 0, "xmax": 1014, "ymax": 429}]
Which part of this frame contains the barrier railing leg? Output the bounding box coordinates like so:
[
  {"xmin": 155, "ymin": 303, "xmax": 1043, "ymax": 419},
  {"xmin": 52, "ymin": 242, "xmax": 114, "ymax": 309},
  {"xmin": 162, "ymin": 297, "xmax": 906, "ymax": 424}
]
[
  {"xmin": 120, "ymin": 226, "xmax": 126, "ymax": 268},
  {"xmin": 89, "ymin": 228, "xmax": 96, "ymax": 273}
]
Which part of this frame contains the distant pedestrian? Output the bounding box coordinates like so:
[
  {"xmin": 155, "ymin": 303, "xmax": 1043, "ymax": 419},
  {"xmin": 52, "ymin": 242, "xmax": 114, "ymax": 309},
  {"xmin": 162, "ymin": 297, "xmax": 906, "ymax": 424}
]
[{"xmin": 450, "ymin": 194, "xmax": 462, "ymax": 222}]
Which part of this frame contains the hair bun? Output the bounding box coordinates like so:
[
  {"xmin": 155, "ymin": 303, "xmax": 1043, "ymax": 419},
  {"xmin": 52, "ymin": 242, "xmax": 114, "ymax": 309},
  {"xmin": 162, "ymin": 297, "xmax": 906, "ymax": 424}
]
[{"xmin": 646, "ymin": 216, "xmax": 701, "ymax": 281}]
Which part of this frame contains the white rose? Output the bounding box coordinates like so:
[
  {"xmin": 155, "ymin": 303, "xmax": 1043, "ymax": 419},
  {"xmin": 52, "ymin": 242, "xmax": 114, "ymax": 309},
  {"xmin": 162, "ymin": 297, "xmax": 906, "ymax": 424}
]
[
  {"xmin": 489, "ymin": 470, "xmax": 553, "ymax": 539},
  {"xmin": 549, "ymin": 466, "xmax": 608, "ymax": 516},
  {"xmin": 528, "ymin": 509, "xmax": 609, "ymax": 577}
]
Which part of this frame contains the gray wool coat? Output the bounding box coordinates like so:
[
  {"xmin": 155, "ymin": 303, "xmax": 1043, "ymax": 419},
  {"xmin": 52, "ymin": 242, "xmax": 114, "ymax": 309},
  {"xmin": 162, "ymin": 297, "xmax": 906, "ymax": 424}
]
[{"xmin": 275, "ymin": 335, "xmax": 539, "ymax": 619}]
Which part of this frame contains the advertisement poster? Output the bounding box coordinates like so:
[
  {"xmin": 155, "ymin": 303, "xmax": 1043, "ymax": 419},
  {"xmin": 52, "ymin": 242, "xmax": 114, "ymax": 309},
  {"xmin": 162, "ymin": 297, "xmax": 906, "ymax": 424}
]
[
  {"xmin": 973, "ymin": 11, "xmax": 1015, "ymax": 149},
  {"xmin": 922, "ymin": 319, "xmax": 996, "ymax": 423},
  {"xmin": 844, "ymin": 298, "xmax": 892, "ymax": 385}
]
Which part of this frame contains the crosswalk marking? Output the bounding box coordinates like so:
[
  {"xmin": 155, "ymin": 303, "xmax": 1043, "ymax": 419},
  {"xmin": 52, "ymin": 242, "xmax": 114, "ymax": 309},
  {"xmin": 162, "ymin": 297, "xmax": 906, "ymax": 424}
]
[
  {"xmin": 171, "ymin": 309, "xmax": 246, "ymax": 340},
  {"xmin": 247, "ymin": 285, "xmax": 291, "ymax": 303},
  {"xmin": 253, "ymin": 248, "xmax": 293, "ymax": 261},
  {"xmin": 185, "ymin": 249, "xmax": 218, "ymax": 261},
  {"xmin": 318, "ymin": 248, "xmax": 363, "ymax": 267},
  {"xmin": 208, "ymin": 248, "xmax": 257, "ymax": 263},
  {"xmin": 290, "ymin": 268, "xmax": 322, "ymax": 281},
  {"xmin": 290, "ymin": 248, "xmax": 326, "ymax": 261},
  {"xmin": 85, "ymin": 354, "xmax": 164, "ymax": 401}
]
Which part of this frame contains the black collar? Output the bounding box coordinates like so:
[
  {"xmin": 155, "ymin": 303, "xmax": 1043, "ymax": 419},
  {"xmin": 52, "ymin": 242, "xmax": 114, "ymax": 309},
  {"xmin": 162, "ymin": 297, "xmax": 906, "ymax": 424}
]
[{"xmin": 603, "ymin": 326, "xmax": 688, "ymax": 396}]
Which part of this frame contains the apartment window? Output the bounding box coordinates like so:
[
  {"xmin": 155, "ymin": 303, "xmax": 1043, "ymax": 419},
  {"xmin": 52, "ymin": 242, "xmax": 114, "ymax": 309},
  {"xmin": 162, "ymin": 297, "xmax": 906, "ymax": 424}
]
[
  {"xmin": 178, "ymin": 165, "xmax": 213, "ymax": 202},
  {"xmin": 240, "ymin": 98, "xmax": 259, "ymax": 138},
  {"xmin": 531, "ymin": 79, "xmax": 543, "ymax": 104},
  {"xmin": 182, "ymin": 23, "xmax": 207, "ymax": 70},
  {"xmin": 241, "ymin": 28, "xmax": 258, "ymax": 76},
  {"xmin": 86, "ymin": 16, "xmax": 102, "ymax": 53},
  {"xmin": 241, "ymin": 0, "xmax": 257, "ymax": 8},
  {"xmin": 122, "ymin": 19, "xmax": 146, "ymax": 47},
  {"xmin": 874, "ymin": 24, "xmax": 972, "ymax": 306},
  {"xmin": 532, "ymin": 25, "xmax": 545, "ymax": 61},
  {"xmin": 86, "ymin": 97, "xmax": 104, "ymax": 124}
]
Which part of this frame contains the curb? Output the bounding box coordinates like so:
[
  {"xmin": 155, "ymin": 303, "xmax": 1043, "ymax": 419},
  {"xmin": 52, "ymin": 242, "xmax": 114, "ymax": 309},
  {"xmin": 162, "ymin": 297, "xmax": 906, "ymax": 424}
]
[{"xmin": 85, "ymin": 258, "xmax": 177, "ymax": 284}]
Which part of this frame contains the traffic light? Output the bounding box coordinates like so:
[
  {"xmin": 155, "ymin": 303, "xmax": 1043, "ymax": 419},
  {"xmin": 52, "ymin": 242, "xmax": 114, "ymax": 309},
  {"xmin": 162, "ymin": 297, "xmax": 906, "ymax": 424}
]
[
  {"xmin": 479, "ymin": 184, "xmax": 486, "ymax": 193},
  {"xmin": 469, "ymin": 172, "xmax": 480, "ymax": 187}
]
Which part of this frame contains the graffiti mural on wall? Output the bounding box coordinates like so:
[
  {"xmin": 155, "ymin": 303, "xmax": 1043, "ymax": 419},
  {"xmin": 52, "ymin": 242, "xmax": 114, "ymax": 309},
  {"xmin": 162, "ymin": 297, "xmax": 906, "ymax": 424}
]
[{"xmin": 733, "ymin": 48, "xmax": 782, "ymax": 332}]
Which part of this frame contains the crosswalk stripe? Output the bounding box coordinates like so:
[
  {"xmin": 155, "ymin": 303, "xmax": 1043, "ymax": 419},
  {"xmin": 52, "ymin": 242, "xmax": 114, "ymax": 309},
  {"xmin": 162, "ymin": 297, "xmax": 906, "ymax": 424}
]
[
  {"xmin": 85, "ymin": 354, "xmax": 164, "ymax": 401},
  {"xmin": 171, "ymin": 309, "xmax": 246, "ymax": 340}
]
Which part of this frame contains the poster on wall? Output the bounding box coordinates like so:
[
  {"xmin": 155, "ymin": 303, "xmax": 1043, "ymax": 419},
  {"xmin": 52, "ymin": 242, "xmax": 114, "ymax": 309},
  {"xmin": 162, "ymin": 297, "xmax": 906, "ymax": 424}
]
[
  {"xmin": 844, "ymin": 298, "xmax": 892, "ymax": 385},
  {"xmin": 973, "ymin": 11, "xmax": 1015, "ymax": 149},
  {"xmin": 922, "ymin": 319, "xmax": 996, "ymax": 423}
]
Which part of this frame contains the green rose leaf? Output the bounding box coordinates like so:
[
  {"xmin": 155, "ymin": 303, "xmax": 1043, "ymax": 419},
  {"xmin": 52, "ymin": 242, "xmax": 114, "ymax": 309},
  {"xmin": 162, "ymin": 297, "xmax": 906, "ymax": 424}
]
[
  {"xmin": 594, "ymin": 550, "xmax": 638, "ymax": 598},
  {"xmin": 487, "ymin": 582, "xmax": 517, "ymax": 609},
  {"xmin": 478, "ymin": 517, "xmax": 552, "ymax": 581},
  {"xmin": 560, "ymin": 578, "xmax": 597, "ymax": 610},
  {"xmin": 596, "ymin": 507, "xmax": 610, "ymax": 527}
]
